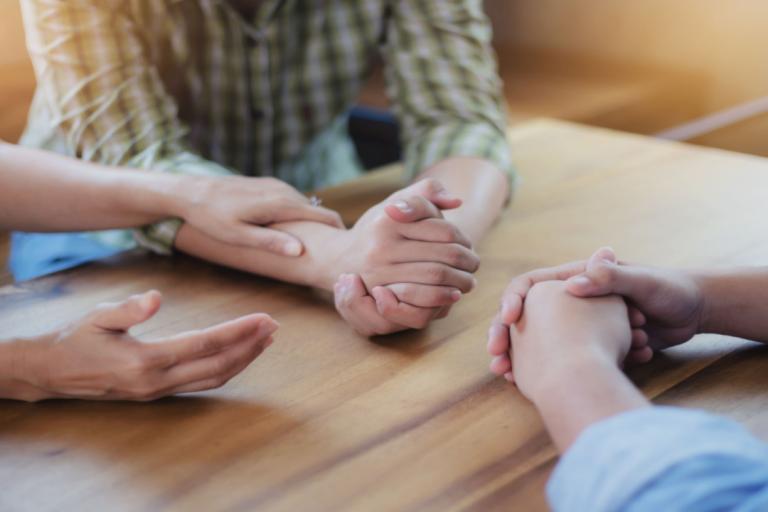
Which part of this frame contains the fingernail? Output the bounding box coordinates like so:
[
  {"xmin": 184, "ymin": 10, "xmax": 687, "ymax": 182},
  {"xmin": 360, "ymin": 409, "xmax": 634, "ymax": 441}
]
[
  {"xmin": 471, "ymin": 278, "xmax": 478, "ymax": 290},
  {"xmin": 450, "ymin": 290, "xmax": 462, "ymax": 302},
  {"xmin": 283, "ymin": 240, "xmax": 302, "ymax": 256},
  {"xmin": 336, "ymin": 274, "xmax": 352, "ymax": 294},
  {"xmin": 393, "ymin": 200, "xmax": 413, "ymax": 213},
  {"xmin": 503, "ymin": 372, "xmax": 515, "ymax": 382},
  {"xmin": 568, "ymin": 276, "xmax": 592, "ymax": 288}
]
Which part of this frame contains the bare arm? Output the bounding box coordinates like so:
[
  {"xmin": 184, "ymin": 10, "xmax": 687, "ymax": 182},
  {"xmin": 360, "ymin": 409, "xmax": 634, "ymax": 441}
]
[
  {"xmin": 174, "ymin": 180, "xmax": 479, "ymax": 295},
  {"xmin": 0, "ymin": 141, "xmax": 182, "ymax": 232},
  {"xmin": 0, "ymin": 142, "xmax": 343, "ymax": 254},
  {"xmin": 419, "ymin": 156, "xmax": 509, "ymax": 246},
  {"xmin": 530, "ymin": 355, "xmax": 649, "ymax": 452},
  {"xmin": 697, "ymin": 268, "xmax": 768, "ymax": 343}
]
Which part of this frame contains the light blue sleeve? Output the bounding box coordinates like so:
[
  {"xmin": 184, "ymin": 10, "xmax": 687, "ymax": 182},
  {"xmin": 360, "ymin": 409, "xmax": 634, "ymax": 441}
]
[{"xmin": 547, "ymin": 406, "xmax": 768, "ymax": 512}]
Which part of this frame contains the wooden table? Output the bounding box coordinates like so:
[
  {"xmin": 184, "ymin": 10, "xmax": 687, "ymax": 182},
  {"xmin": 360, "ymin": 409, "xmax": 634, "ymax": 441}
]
[{"xmin": 2, "ymin": 119, "xmax": 768, "ymax": 512}]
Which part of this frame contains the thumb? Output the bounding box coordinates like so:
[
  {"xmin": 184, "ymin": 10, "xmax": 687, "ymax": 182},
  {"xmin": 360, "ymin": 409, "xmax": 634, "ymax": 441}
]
[
  {"xmin": 586, "ymin": 246, "xmax": 617, "ymax": 270},
  {"xmin": 567, "ymin": 259, "xmax": 650, "ymax": 300},
  {"xmin": 566, "ymin": 246, "xmax": 620, "ymax": 296},
  {"xmin": 384, "ymin": 195, "xmax": 442, "ymax": 223},
  {"xmin": 236, "ymin": 226, "xmax": 305, "ymax": 257},
  {"xmin": 399, "ymin": 178, "xmax": 462, "ymax": 211},
  {"xmin": 91, "ymin": 290, "xmax": 162, "ymax": 332}
]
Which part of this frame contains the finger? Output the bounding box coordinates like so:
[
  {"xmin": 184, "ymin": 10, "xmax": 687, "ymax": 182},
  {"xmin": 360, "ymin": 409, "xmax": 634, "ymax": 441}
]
[
  {"xmin": 503, "ymin": 371, "xmax": 515, "ymax": 383},
  {"xmin": 370, "ymin": 262, "xmax": 476, "ymax": 293},
  {"xmin": 161, "ymin": 334, "xmax": 272, "ymax": 395},
  {"xmin": 435, "ymin": 305, "xmax": 452, "ymax": 319},
  {"xmin": 499, "ymin": 293, "xmax": 522, "ymax": 325},
  {"xmin": 566, "ymin": 260, "xmax": 655, "ymax": 300},
  {"xmin": 392, "ymin": 178, "xmax": 462, "ymax": 211},
  {"xmin": 385, "ymin": 195, "xmax": 443, "ymax": 223},
  {"xmin": 631, "ymin": 328, "xmax": 649, "ymax": 348},
  {"xmin": 499, "ymin": 261, "xmax": 588, "ymax": 324},
  {"xmin": 334, "ymin": 274, "xmax": 401, "ymax": 336},
  {"xmin": 146, "ymin": 313, "xmax": 278, "ymax": 367},
  {"xmin": 487, "ymin": 320, "xmax": 511, "ymax": 357},
  {"xmin": 628, "ymin": 306, "xmax": 646, "ymax": 328},
  {"xmin": 235, "ymin": 226, "xmax": 306, "ymax": 257},
  {"xmin": 626, "ymin": 346, "xmax": 654, "ymax": 365},
  {"xmin": 387, "ymin": 283, "xmax": 462, "ymax": 308},
  {"xmin": 371, "ymin": 286, "xmax": 441, "ymax": 330},
  {"xmin": 390, "ymin": 241, "xmax": 480, "ymax": 273},
  {"xmin": 396, "ymin": 218, "xmax": 472, "ymax": 249},
  {"xmin": 91, "ymin": 290, "xmax": 162, "ymax": 332},
  {"xmin": 269, "ymin": 203, "xmax": 345, "ymax": 229},
  {"xmin": 490, "ymin": 354, "xmax": 512, "ymax": 375}
]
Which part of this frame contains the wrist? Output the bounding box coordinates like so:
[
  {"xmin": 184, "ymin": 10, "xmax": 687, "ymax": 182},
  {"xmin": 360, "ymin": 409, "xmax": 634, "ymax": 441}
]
[
  {"xmin": 0, "ymin": 336, "xmax": 53, "ymax": 401},
  {"xmin": 527, "ymin": 350, "xmax": 619, "ymax": 405},
  {"xmin": 693, "ymin": 270, "xmax": 727, "ymax": 335},
  {"xmin": 107, "ymin": 169, "xmax": 187, "ymax": 221},
  {"xmin": 530, "ymin": 352, "xmax": 650, "ymax": 453},
  {"xmin": 145, "ymin": 173, "xmax": 190, "ymax": 219},
  {"xmin": 308, "ymin": 227, "xmax": 355, "ymax": 291}
]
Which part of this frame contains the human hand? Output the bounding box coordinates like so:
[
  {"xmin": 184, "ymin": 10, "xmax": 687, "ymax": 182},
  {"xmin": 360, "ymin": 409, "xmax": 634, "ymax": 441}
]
[
  {"xmin": 5, "ymin": 291, "xmax": 277, "ymax": 401},
  {"xmin": 563, "ymin": 255, "xmax": 705, "ymax": 351},
  {"xmin": 488, "ymin": 248, "xmax": 645, "ymax": 377},
  {"xmin": 506, "ymin": 281, "xmax": 632, "ymax": 402},
  {"xmin": 488, "ymin": 248, "xmax": 705, "ymax": 377},
  {"xmin": 177, "ymin": 175, "xmax": 343, "ymax": 256},
  {"xmin": 333, "ymin": 179, "xmax": 479, "ymax": 336}
]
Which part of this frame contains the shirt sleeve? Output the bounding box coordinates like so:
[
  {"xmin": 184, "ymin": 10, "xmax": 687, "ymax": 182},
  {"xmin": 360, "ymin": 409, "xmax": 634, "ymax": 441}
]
[
  {"xmin": 20, "ymin": 0, "xmax": 233, "ymax": 254},
  {"xmin": 381, "ymin": 0, "xmax": 514, "ymax": 184},
  {"xmin": 547, "ymin": 406, "xmax": 768, "ymax": 512}
]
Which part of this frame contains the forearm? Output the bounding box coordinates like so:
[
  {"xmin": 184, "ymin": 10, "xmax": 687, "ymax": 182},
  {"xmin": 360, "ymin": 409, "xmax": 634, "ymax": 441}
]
[
  {"xmin": 419, "ymin": 157, "xmax": 509, "ymax": 245},
  {"xmin": 531, "ymin": 354, "xmax": 650, "ymax": 453},
  {"xmin": 174, "ymin": 221, "xmax": 347, "ymax": 291},
  {"xmin": 697, "ymin": 267, "xmax": 768, "ymax": 343},
  {"xmin": 0, "ymin": 142, "xmax": 188, "ymax": 231}
]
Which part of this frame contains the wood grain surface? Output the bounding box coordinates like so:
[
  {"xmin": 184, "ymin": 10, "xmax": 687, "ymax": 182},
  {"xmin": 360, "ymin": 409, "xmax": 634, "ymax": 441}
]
[{"xmin": 1, "ymin": 119, "xmax": 768, "ymax": 512}]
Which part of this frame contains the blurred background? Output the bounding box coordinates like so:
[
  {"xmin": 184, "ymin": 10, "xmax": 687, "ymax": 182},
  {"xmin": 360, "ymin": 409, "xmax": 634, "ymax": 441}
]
[
  {"xmin": 3, "ymin": 1, "xmax": 768, "ymax": 150},
  {"xmin": 2, "ymin": 0, "xmax": 768, "ymax": 282}
]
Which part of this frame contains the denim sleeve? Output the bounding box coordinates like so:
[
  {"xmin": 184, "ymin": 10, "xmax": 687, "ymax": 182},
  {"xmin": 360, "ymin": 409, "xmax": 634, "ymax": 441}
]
[{"xmin": 547, "ymin": 406, "xmax": 768, "ymax": 512}]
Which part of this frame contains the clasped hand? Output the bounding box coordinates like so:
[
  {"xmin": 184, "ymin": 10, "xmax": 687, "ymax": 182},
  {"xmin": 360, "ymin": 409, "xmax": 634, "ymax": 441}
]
[{"xmin": 333, "ymin": 179, "xmax": 480, "ymax": 336}]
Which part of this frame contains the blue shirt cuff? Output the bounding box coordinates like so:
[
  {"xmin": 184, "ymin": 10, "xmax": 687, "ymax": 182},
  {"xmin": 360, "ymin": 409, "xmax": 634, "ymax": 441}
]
[{"xmin": 547, "ymin": 406, "xmax": 768, "ymax": 512}]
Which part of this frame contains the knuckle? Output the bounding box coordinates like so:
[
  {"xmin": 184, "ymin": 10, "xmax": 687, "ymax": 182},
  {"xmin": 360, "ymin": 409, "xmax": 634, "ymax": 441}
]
[
  {"xmin": 210, "ymin": 374, "xmax": 229, "ymax": 388},
  {"xmin": 593, "ymin": 264, "xmax": 616, "ymax": 285},
  {"xmin": 131, "ymin": 383, "xmax": 161, "ymax": 401},
  {"xmin": 440, "ymin": 224, "xmax": 460, "ymax": 243},
  {"xmin": 447, "ymin": 246, "xmax": 466, "ymax": 267},
  {"xmin": 420, "ymin": 177, "xmax": 440, "ymax": 193},
  {"xmin": 126, "ymin": 350, "xmax": 152, "ymax": 373},
  {"xmin": 211, "ymin": 356, "xmax": 232, "ymax": 376},
  {"xmin": 426, "ymin": 265, "xmax": 448, "ymax": 283}
]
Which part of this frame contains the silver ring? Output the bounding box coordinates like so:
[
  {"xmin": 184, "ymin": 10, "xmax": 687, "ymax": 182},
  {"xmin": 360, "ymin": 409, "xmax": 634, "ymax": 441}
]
[{"xmin": 310, "ymin": 195, "xmax": 323, "ymax": 207}]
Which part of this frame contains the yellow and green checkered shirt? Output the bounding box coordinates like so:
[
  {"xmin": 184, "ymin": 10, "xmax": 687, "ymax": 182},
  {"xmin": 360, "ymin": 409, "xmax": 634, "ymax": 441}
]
[{"xmin": 20, "ymin": 0, "xmax": 512, "ymax": 253}]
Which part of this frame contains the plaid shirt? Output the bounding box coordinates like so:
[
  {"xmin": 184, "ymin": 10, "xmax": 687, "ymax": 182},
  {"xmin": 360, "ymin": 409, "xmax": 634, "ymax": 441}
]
[{"xmin": 20, "ymin": 0, "xmax": 512, "ymax": 253}]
